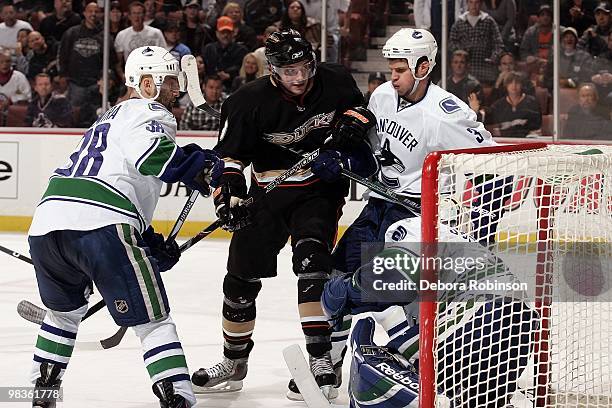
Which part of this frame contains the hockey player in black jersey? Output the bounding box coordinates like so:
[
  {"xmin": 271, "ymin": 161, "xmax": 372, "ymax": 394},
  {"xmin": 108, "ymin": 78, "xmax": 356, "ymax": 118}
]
[{"xmin": 190, "ymin": 29, "xmax": 377, "ymax": 400}]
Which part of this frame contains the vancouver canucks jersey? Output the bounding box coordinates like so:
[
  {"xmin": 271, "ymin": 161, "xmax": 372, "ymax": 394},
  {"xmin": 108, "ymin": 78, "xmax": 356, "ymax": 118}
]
[
  {"xmin": 29, "ymin": 98, "xmax": 178, "ymax": 236},
  {"xmin": 367, "ymin": 81, "xmax": 496, "ymax": 200}
]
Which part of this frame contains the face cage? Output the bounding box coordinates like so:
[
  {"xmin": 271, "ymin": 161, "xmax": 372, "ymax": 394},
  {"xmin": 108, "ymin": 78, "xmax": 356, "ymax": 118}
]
[{"xmin": 270, "ymin": 59, "xmax": 317, "ymax": 85}]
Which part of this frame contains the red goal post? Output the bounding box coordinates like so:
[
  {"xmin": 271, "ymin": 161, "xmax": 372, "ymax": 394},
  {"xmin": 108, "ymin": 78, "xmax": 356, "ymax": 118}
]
[{"xmin": 419, "ymin": 143, "xmax": 612, "ymax": 408}]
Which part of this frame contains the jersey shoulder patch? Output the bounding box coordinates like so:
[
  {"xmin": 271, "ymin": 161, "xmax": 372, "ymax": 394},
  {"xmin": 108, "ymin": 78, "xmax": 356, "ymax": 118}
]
[{"xmin": 439, "ymin": 97, "xmax": 461, "ymax": 114}]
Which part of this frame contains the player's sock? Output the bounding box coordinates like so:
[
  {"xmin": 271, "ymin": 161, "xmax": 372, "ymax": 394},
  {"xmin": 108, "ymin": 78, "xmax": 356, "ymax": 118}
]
[
  {"xmin": 133, "ymin": 316, "xmax": 196, "ymax": 407},
  {"xmin": 191, "ymin": 340, "xmax": 253, "ymax": 393},
  {"xmin": 30, "ymin": 304, "xmax": 87, "ymax": 389}
]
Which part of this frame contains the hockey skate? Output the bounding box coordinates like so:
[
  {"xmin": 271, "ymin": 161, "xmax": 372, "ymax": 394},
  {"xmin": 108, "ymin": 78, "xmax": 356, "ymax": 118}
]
[
  {"xmin": 152, "ymin": 380, "xmax": 190, "ymax": 408},
  {"xmin": 32, "ymin": 362, "xmax": 62, "ymax": 408},
  {"xmin": 191, "ymin": 355, "xmax": 249, "ymax": 393},
  {"xmin": 287, "ymin": 351, "xmax": 339, "ymax": 401}
]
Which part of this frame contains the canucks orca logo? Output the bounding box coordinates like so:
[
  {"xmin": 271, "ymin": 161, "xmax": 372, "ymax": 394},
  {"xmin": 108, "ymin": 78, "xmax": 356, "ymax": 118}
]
[
  {"xmin": 439, "ymin": 97, "xmax": 461, "ymax": 114},
  {"xmin": 412, "ymin": 30, "xmax": 423, "ymax": 39},
  {"xmin": 377, "ymin": 139, "xmax": 405, "ymax": 173},
  {"xmin": 142, "ymin": 47, "xmax": 155, "ymax": 56}
]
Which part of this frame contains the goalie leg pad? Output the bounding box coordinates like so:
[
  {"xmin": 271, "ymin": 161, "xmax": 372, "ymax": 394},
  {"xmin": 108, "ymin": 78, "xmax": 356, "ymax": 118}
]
[{"xmin": 349, "ymin": 317, "xmax": 421, "ymax": 408}]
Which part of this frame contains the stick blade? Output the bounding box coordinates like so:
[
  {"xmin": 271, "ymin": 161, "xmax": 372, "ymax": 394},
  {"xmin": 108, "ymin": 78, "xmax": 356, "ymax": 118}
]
[
  {"xmin": 181, "ymin": 54, "xmax": 206, "ymax": 107},
  {"xmin": 283, "ymin": 344, "xmax": 331, "ymax": 408},
  {"xmin": 17, "ymin": 300, "xmax": 46, "ymax": 325}
]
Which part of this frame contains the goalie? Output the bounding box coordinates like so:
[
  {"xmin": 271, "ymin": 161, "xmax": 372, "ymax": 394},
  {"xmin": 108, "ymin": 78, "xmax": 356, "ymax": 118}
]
[{"xmin": 322, "ymin": 216, "xmax": 538, "ymax": 407}]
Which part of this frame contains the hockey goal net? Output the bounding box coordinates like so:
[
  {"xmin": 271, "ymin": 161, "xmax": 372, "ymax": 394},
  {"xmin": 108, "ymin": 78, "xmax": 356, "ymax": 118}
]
[{"xmin": 419, "ymin": 143, "xmax": 612, "ymax": 408}]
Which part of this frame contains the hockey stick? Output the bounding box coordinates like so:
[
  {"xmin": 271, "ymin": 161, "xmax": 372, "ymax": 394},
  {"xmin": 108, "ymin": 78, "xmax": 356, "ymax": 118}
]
[
  {"xmin": 0, "ymin": 244, "xmax": 33, "ymax": 264},
  {"xmin": 278, "ymin": 145, "xmax": 421, "ymax": 214},
  {"xmin": 179, "ymin": 149, "xmax": 321, "ymax": 252},
  {"xmin": 181, "ymin": 54, "xmax": 221, "ymax": 119},
  {"xmin": 283, "ymin": 344, "xmax": 336, "ymax": 407}
]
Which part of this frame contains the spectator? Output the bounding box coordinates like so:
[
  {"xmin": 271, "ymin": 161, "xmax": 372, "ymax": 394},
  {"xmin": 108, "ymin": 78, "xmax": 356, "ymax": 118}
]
[
  {"xmin": 183, "ymin": 0, "xmax": 215, "ymax": 54},
  {"xmin": 223, "ymin": 2, "xmax": 258, "ymax": 50},
  {"xmin": 24, "ymin": 31, "xmax": 59, "ymax": 80},
  {"xmin": 244, "ymin": 0, "xmax": 283, "ymax": 34},
  {"xmin": 444, "ymin": 49, "xmax": 482, "ymax": 105},
  {"xmin": 59, "ymin": 2, "xmax": 112, "ymax": 106},
  {"xmin": 450, "ymin": 0, "xmax": 504, "ymax": 84},
  {"xmin": 114, "ymin": 1, "xmax": 167, "ymax": 81},
  {"xmin": 0, "ymin": 50, "xmax": 31, "ymax": 110},
  {"xmin": 77, "ymin": 70, "xmax": 121, "ymax": 127},
  {"xmin": 515, "ymin": 0, "xmax": 542, "ymax": 37},
  {"xmin": 109, "ymin": 1, "xmax": 129, "ymax": 40},
  {"xmin": 14, "ymin": 27, "xmax": 32, "ymax": 74},
  {"xmin": 486, "ymin": 71, "xmax": 542, "ymax": 137},
  {"xmin": 231, "ymin": 52, "xmax": 264, "ymax": 91},
  {"xmin": 300, "ymin": 0, "xmax": 347, "ymax": 63},
  {"xmin": 520, "ymin": 4, "xmax": 555, "ymax": 62},
  {"xmin": 180, "ymin": 75, "xmax": 226, "ymax": 130},
  {"xmin": 277, "ymin": 1, "xmax": 321, "ymax": 55},
  {"xmin": 162, "ymin": 20, "xmax": 191, "ymax": 61},
  {"xmin": 39, "ymin": 0, "xmax": 81, "ymax": 44},
  {"xmin": 253, "ymin": 25, "xmax": 277, "ymax": 74},
  {"xmin": 561, "ymin": 0, "xmax": 597, "ymax": 36},
  {"xmin": 0, "ymin": 4, "xmax": 33, "ymax": 51},
  {"xmin": 202, "ymin": 16, "xmax": 248, "ymax": 91},
  {"xmin": 364, "ymin": 71, "xmax": 386, "ymax": 104},
  {"xmin": 578, "ymin": 1, "xmax": 612, "ymax": 57},
  {"xmin": 25, "ymin": 73, "xmax": 73, "ymax": 127},
  {"xmin": 342, "ymin": 0, "xmax": 370, "ymax": 61},
  {"xmin": 543, "ymin": 27, "xmax": 593, "ymax": 91},
  {"xmin": 481, "ymin": 0, "xmax": 517, "ymax": 51},
  {"xmin": 590, "ymin": 31, "xmax": 612, "ymax": 104},
  {"xmin": 563, "ymin": 82, "xmax": 611, "ymax": 139},
  {"xmin": 143, "ymin": 0, "xmax": 157, "ymax": 25},
  {"xmin": 489, "ymin": 51, "xmax": 534, "ymax": 103}
]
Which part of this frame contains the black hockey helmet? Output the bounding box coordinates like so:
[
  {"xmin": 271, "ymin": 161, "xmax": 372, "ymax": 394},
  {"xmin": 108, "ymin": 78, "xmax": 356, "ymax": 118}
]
[{"xmin": 265, "ymin": 29, "xmax": 315, "ymax": 67}]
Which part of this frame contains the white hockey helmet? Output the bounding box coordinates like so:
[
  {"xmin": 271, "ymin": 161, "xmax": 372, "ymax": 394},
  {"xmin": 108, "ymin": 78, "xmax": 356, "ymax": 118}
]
[
  {"xmin": 124, "ymin": 46, "xmax": 186, "ymax": 99},
  {"xmin": 382, "ymin": 28, "xmax": 437, "ymax": 78}
]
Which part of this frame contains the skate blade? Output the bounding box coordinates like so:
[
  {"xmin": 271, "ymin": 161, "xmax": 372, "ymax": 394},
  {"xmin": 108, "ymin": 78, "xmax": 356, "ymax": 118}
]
[
  {"xmin": 193, "ymin": 380, "xmax": 243, "ymax": 394},
  {"xmin": 286, "ymin": 385, "xmax": 339, "ymax": 401}
]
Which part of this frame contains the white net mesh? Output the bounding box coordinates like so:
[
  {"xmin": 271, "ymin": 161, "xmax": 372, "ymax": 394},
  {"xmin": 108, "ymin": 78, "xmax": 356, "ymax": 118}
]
[{"xmin": 423, "ymin": 144, "xmax": 612, "ymax": 408}]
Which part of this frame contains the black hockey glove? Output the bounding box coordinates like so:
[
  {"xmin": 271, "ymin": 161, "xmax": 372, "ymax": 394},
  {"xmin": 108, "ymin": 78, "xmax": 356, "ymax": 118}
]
[
  {"xmin": 329, "ymin": 106, "xmax": 376, "ymax": 150},
  {"xmin": 212, "ymin": 168, "xmax": 251, "ymax": 232},
  {"xmin": 141, "ymin": 226, "xmax": 181, "ymax": 272},
  {"xmin": 311, "ymin": 149, "xmax": 352, "ymax": 182}
]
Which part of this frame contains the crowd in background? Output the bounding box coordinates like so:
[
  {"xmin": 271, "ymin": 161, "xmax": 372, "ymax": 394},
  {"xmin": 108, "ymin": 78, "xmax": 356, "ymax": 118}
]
[{"xmin": 0, "ymin": 0, "xmax": 609, "ymax": 140}]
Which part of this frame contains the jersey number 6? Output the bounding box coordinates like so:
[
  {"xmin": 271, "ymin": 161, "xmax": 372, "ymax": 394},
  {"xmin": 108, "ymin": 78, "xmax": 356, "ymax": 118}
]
[{"xmin": 55, "ymin": 123, "xmax": 110, "ymax": 177}]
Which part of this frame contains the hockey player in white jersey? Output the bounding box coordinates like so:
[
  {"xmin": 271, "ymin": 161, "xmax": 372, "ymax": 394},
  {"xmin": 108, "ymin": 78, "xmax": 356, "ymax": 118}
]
[
  {"xmin": 322, "ymin": 27, "xmax": 505, "ymax": 397},
  {"xmin": 323, "ymin": 217, "xmax": 537, "ymax": 407},
  {"xmin": 27, "ymin": 46, "xmax": 222, "ymax": 408}
]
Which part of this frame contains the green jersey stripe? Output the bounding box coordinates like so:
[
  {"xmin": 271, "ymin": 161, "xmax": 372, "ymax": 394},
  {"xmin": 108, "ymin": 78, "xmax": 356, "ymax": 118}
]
[
  {"xmin": 42, "ymin": 177, "xmax": 139, "ymax": 216},
  {"xmin": 138, "ymin": 137, "xmax": 177, "ymax": 177}
]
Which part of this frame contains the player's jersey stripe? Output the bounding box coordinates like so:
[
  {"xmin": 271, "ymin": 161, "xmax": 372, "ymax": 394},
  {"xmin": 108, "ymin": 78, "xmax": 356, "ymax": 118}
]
[
  {"xmin": 42, "ymin": 176, "xmax": 141, "ymax": 218},
  {"xmin": 137, "ymin": 137, "xmax": 177, "ymax": 177}
]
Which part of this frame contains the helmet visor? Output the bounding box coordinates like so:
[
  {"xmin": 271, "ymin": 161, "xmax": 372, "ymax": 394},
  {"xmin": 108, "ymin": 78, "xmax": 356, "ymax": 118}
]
[{"xmin": 270, "ymin": 59, "xmax": 316, "ymax": 85}]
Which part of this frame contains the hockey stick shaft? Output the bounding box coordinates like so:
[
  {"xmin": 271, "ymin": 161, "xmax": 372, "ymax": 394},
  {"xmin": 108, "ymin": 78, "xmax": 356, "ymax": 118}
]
[
  {"xmin": 279, "ymin": 145, "xmax": 421, "ymax": 213},
  {"xmin": 179, "ymin": 149, "xmax": 321, "ymax": 252},
  {"xmin": 0, "ymin": 244, "xmax": 33, "ymax": 264},
  {"xmin": 167, "ymin": 190, "xmax": 199, "ymax": 243}
]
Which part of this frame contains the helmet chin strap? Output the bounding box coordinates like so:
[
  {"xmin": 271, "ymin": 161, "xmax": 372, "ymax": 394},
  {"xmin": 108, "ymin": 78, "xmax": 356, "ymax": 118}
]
[{"xmin": 405, "ymin": 69, "xmax": 428, "ymax": 99}]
